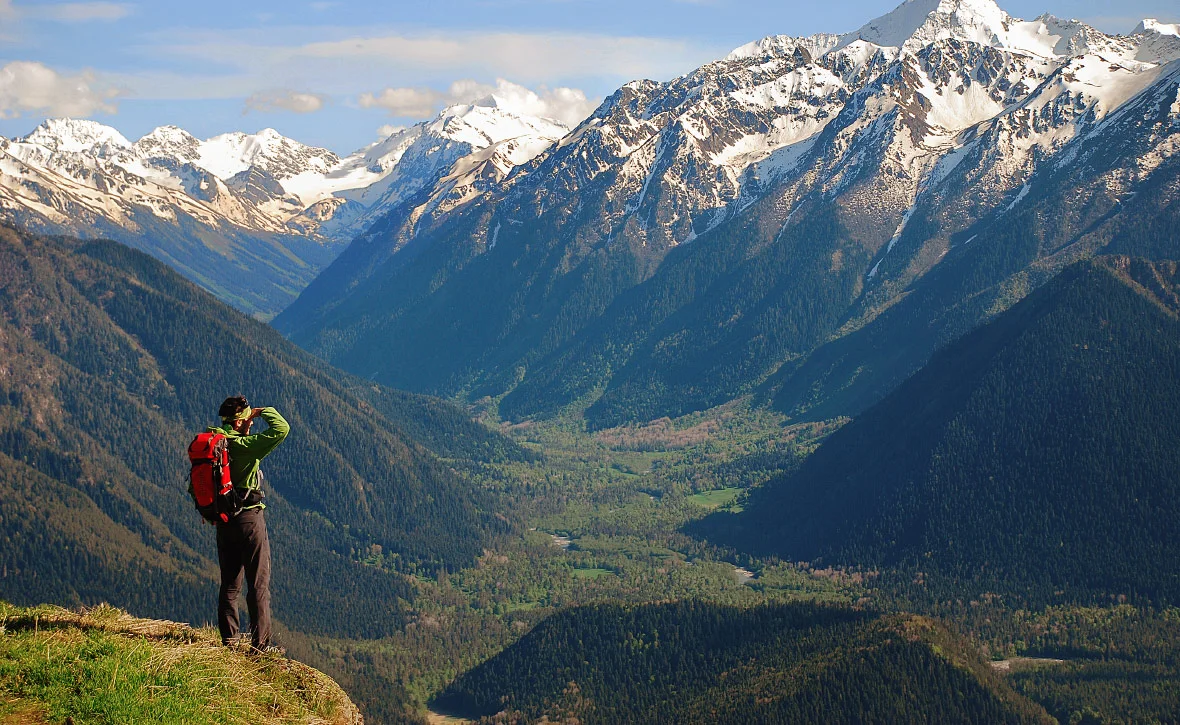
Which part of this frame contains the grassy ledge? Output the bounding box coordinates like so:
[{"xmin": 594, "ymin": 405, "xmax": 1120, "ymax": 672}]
[{"xmin": 0, "ymin": 601, "xmax": 362, "ymax": 725}]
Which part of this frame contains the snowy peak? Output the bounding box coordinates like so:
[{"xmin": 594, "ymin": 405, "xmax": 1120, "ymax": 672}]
[
  {"xmin": 1136, "ymin": 19, "xmax": 1180, "ymax": 37},
  {"xmin": 834, "ymin": 0, "xmax": 1136, "ymax": 62},
  {"xmin": 1133, "ymin": 20, "xmax": 1180, "ymax": 63},
  {"xmin": 14, "ymin": 120, "xmax": 340, "ymax": 186},
  {"xmin": 1010, "ymin": 16, "xmax": 1120, "ymax": 58},
  {"xmin": 20, "ymin": 118, "xmax": 131, "ymax": 154},
  {"xmin": 331, "ymin": 102, "xmax": 569, "ymax": 216},
  {"xmin": 195, "ymin": 128, "xmax": 340, "ymax": 182},
  {"xmin": 134, "ymin": 125, "xmax": 201, "ymax": 163},
  {"xmin": 428, "ymin": 103, "xmax": 569, "ymax": 150},
  {"xmin": 727, "ymin": 33, "xmax": 842, "ymax": 61},
  {"xmin": 839, "ymin": 0, "xmax": 1010, "ymax": 54},
  {"xmin": 333, "ymin": 102, "xmax": 568, "ymax": 187},
  {"xmin": 0, "ymin": 104, "xmax": 569, "ymax": 245}
]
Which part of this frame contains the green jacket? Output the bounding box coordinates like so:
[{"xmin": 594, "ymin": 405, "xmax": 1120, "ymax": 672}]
[{"xmin": 206, "ymin": 407, "xmax": 290, "ymax": 510}]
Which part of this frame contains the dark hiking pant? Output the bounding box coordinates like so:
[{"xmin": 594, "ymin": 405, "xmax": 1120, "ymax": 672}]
[{"xmin": 216, "ymin": 508, "xmax": 272, "ymax": 648}]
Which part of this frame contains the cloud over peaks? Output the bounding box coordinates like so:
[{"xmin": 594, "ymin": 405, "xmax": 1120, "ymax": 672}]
[
  {"xmin": 360, "ymin": 79, "xmax": 597, "ymax": 126},
  {"xmin": 358, "ymin": 86, "xmax": 440, "ymax": 119}
]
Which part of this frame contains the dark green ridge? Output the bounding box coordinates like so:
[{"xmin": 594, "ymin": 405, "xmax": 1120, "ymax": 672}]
[
  {"xmin": 435, "ymin": 600, "xmax": 1052, "ymax": 724},
  {"xmin": 0, "ymin": 225, "xmax": 522, "ymax": 639},
  {"xmin": 699, "ymin": 256, "xmax": 1180, "ymax": 604}
]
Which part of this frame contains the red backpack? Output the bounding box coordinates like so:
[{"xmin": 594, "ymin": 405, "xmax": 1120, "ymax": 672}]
[{"xmin": 188, "ymin": 432, "xmax": 239, "ymax": 523}]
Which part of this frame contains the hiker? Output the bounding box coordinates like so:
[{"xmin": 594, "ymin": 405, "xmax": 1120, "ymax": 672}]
[{"xmin": 211, "ymin": 395, "xmax": 289, "ymax": 653}]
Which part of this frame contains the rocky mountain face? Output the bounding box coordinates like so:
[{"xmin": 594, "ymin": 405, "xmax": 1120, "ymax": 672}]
[
  {"xmin": 277, "ymin": 0, "xmax": 1180, "ymax": 428},
  {"xmin": 0, "ymin": 100, "xmax": 569, "ymax": 318}
]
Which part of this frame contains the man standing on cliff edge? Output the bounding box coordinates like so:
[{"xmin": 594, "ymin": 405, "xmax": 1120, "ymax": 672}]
[{"xmin": 211, "ymin": 395, "xmax": 289, "ymax": 654}]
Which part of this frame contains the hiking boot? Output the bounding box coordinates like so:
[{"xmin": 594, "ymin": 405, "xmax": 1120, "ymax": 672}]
[{"xmin": 251, "ymin": 644, "xmax": 286, "ymax": 657}]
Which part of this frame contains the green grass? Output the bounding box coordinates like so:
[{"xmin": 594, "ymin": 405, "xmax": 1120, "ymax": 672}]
[
  {"xmin": 687, "ymin": 487, "xmax": 743, "ymax": 509},
  {"xmin": 0, "ymin": 602, "xmax": 355, "ymax": 725},
  {"xmin": 570, "ymin": 568, "xmax": 614, "ymax": 580}
]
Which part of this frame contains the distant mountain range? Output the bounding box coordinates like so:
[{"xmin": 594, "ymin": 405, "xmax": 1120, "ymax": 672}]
[
  {"xmin": 270, "ymin": 0, "xmax": 1180, "ymax": 429},
  {"xmin": 0, "ymin": 98, "xmax": 569, "ymax": 318},
  {"xmin": 4, "ymin": 0, "xmax": 1179, "ymax": 429}
]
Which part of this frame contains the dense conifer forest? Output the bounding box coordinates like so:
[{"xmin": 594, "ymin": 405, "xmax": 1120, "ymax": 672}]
[
  {"xmin": 0, "ymin": 225, "xmax": 519, "ymax": 638},
  {"xmin": 435, "ymin": 600, "xmax": 1051, "ymax": 724},
  {"xmin": 700, "ymin": 256, "xmax": 1180, "ymax": 604}
]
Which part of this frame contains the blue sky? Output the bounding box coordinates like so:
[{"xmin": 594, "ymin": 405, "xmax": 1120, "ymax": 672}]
[{"xmin": 1, "ymin": 0, "xmax": 1177, "ymax": 153}]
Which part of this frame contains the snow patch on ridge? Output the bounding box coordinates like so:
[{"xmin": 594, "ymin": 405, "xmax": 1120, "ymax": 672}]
[
  {"xmin": 838, "ymin": 0, "xmax": 1010, "ymax": 54},
  {"xmin": 21, "ymin": 119, "xmax": 131, "ymax": 154},
  {"xmin": 727, "ymin": 33, "xmax": 841, "ymax": 61},
  {"xmin": 1136, "ymin": 19, "xmax": 1180, "ymax": 38}
]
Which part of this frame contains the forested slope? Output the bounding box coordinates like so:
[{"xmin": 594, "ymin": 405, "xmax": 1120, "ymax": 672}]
[
  {"xmin": 0, "ymin": 224, "xmax": 521, "ymax": 639},
  {"xmin": 434, "ymin": 600, "xmax": 1051, "ymax": 724},
  {"xmin": 702, "ymin": 257, "xmax": 1180, "ymax": 603}
]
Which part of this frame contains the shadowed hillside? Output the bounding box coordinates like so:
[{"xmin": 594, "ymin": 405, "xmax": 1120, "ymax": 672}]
[
  {"xmin": 699, "ymin": 257, "xmax": 1180, "ymax": 604},
  {"xmin": 0, "ymin": 224, "xmax": 524, "ymax": 640}
]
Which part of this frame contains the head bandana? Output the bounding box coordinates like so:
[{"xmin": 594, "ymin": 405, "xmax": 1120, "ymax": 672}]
[{"xmin": 222, "ymin": 407, "xmax": 252, "ymax": 424}]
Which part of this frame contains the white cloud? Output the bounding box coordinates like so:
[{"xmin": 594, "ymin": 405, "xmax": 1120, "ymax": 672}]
[
  {"xmin": 244, "ymin": 88, "xmax": 326, "ymax": 114},
  {"xmin": 0, "ymin": 1, "xmax": 128, "ymax": 39},
  {"xmin": 296, "ymin": 32, "xmax": 708, "ymax": 83},
  {"xmin": 35, "ymin": 2, "xmax": 132, "ymax": 22},
  {"xmin": 358, "ymin": 86, "xmax": 439, "ymax": 118},
  {"xmin": 137, "ymin": 28, "xmax": 722, "ymax": 98},
  {"xmin": 0, "ymin": 61, "xmax": 120, "ymax": 119},
  {"xmin": 361, "ymin": 78, "xmax": 598, "ymax": 125},
  {"xmin": 376, "ymin": 123, "xmax": 405, "ymax": 138},
  {"xmin": 481, "ymin": 81, "xmax": 598, "ymax": 126}
]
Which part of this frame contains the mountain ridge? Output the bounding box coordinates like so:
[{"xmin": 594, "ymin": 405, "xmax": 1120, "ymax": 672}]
[
  {"xmin": 0, "ymin": 100, "xmax": 571, "ymax": 318},
  {"xmin": 698, "ymin": 255, "xmax": 1180, "ymax": 603},
  {"xmin": 276, "ymin": 0, "xmax": 1180, "ymax": 430},
  {"xmin": 0, "ymin": 224, "xmax": 521, "ymax": 639},
  {"xmin": 435, "ymin": 600, "xmax": 1052, "ymax": 724}
]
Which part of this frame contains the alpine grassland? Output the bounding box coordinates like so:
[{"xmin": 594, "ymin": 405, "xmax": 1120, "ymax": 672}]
[{"xmin": 0, "ymin": 601, "xmax": 361, "ymax": 724}]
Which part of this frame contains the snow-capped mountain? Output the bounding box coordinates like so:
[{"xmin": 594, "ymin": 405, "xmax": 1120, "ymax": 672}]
[
  {"xmin": 293, "ymin": 0, "xmax": 1177, "ymax": 276},
  {"xmin": 323, "ymin": 101, "xmax": 567, "ymax": 234},
  {"xmin": 0, "ymin": 101, "xmax": 571, "ymax": 316},
  {"xmin": 276, "ymin": 0, "xmax": 1180, "ymax": 427},
  {"xmin": 2, "ymin": 101, "xmax": 568, "ymax": 241}
]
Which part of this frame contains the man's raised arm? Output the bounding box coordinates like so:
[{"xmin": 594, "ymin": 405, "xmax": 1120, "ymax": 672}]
[{"xmin": 237, "ymin": 406, "xmax": 290, "ymax": 458}]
